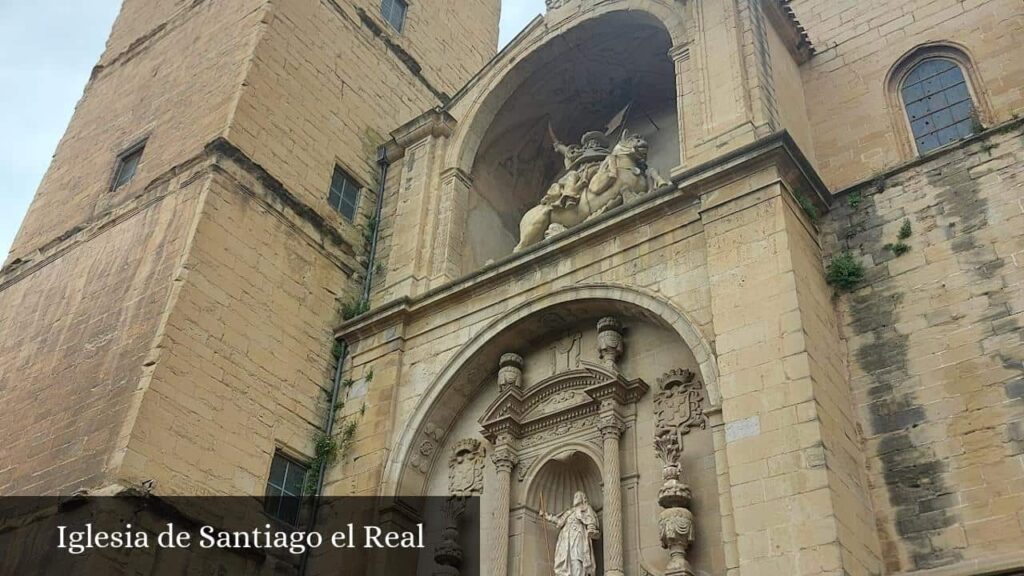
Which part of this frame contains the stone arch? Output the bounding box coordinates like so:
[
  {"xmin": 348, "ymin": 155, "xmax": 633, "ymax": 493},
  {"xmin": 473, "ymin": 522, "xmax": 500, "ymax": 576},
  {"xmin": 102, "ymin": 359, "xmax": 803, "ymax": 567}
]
[
  {"xmin": 445, "ymin": 0, "xmax": 688, "ymax": 175},
  {"xmin": 384, "ymin": 282, "xmax": 718, "ymax": 496},
  {"xmin": 884, "ymin": 41, "xmax": 992, "ymax": 159},
  {"xmin": 448, "ymin": 4, "xmax": 687, "ymax": 268},
  {"xmin": 523, "ymin": 443, "xmax": 605, "ymax": 512}
]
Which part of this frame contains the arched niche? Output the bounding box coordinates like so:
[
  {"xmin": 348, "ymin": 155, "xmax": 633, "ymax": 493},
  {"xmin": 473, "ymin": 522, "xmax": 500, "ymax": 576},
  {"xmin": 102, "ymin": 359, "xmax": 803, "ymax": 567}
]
[
  {"xmin": 405, "ymin": 285, "xmax": 726, "ymax": 575},
  {"xmin": 457, "ymin": 10, "xmax": 681, "ymax": 270},
  {"xmin": 523, "ymin": 450, "xmax": 605, "ymax": 576},
  {"xmin": 526, "ymin": 450, "xmax": 604, "ymax": 514}
]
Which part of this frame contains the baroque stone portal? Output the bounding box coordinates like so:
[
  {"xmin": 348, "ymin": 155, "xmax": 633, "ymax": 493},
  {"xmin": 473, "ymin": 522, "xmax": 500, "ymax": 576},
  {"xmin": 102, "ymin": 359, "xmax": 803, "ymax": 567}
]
[{"xmin": 513, "ymin": 130, "xmax": 669, "ymax": 252}]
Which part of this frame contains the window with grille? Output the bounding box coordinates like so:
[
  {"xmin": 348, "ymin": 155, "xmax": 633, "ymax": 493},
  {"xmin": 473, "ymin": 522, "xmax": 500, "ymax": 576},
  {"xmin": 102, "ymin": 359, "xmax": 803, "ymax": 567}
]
[
  {"xmin": 381, "ymin": 0, "xmax": 407, "ymax": 32},
  {"xmin": 328, "ymin": 165, "xmax": 361, "ymax": 221},
  {"xmin": 264, "ymin": 452, "xmax": 308, "ymax": 525},
  {"xmin": 901, "ymin": 58, "xmax": 976, "ymax": 154},
  {"xmin": 111, "ymin": 142, "xmax": 145, "ymax": 191}
]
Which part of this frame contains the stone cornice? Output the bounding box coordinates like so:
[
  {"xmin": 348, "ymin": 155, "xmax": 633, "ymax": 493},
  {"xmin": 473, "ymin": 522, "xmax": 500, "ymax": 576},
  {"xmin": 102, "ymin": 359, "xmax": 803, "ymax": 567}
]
[
  {"xmin": 1, "ymin": 137, "xmax": 361, "ymax": 292},
  {"xmin": 334, "ymin": 130, "xmax": 828, "ymax": 340},
  {"xmin": 479, "ymin": 362, "xmax": 648, "ymax": 443},
  {"xmin": 383, "ymin": 107, "xmax": 458, "ymax": 161},
  {"xmin": 762, "ymin": 0, "xmax": 815, "ymax": 63}
]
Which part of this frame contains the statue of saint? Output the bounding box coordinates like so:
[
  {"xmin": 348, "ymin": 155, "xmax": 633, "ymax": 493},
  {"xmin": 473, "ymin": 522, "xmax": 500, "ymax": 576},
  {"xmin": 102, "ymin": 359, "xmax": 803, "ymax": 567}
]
[{"xmin": 540, "ymin": 491, "xmax": 601, "ymax": 576}]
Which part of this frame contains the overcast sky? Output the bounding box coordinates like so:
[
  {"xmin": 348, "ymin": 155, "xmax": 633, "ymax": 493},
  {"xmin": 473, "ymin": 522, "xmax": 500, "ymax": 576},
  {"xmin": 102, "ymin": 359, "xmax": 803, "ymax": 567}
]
[{"xmin": 0, "ymin": 0, "xmax": 543, "ymax": 261}]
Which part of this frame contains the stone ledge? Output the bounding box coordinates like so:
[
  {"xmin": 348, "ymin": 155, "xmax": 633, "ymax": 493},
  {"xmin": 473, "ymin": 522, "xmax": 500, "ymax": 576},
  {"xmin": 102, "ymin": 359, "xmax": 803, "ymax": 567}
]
[
  {"xmin": 335, "ymin": 130, "xmax": 828, "ymax": 340},
  {"xmin": 894, "ymin": 552, "xmax": 1024, "ymax": 576},
  {"xmin": 830, "ymin": 116, "xmax": 1024, "ymax": 201},
  {"xmin": 1, "ymin": 137, "xmax": 361, "ymax": 291}
]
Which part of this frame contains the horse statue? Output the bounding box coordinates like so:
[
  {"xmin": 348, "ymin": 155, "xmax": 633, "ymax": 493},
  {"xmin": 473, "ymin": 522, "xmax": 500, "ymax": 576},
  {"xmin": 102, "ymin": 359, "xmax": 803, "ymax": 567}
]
[{"xmin": 513, "ymin": 130, "xmax": 668, "ymax": 252}]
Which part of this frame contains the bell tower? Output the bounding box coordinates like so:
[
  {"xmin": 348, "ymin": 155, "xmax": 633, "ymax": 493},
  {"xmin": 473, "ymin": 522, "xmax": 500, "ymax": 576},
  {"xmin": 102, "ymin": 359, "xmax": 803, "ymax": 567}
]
[{"xmin": 0, "ymin": 0, "xmax": 500, "ymax": 496}]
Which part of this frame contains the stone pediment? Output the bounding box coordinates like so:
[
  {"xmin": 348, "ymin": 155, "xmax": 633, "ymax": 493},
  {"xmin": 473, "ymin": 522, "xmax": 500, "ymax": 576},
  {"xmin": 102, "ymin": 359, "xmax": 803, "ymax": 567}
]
[{"xmin": 479, "ymin": 361, "xmax": 648, "ymax": 442}]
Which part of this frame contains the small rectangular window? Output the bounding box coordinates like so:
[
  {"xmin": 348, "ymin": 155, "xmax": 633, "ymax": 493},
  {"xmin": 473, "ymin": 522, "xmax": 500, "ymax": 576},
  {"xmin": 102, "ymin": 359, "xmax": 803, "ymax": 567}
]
[
  {"xmin": 380, "ymin": 0, "xmax": 407, "ymax": 32},
  {"xmin": 327, "ymin": 165, "xmax": 361, "ymax": 221},
  {"xmin": 264, "ymin": 452, "xmax": 308, "ymax": 525},
  {"xmin": 111, "ymin": 142, "xmax": 145, "ymax": 191}
]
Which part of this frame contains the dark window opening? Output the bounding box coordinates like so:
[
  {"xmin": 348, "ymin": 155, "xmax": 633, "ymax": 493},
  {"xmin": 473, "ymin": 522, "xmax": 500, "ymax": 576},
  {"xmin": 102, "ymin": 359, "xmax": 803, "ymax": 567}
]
[
  {"xmin": 111, "ymin": 142, "xmax": 145, "ymax": 191},
  {"xmin": 264, "ymin": 452, "xmax": 308, "ymax": 525},
  {"xmin": 328, "ymin": 165, "xmax": 361, "ymax": 221},
  {"xmin": 901, "ymin": 58, "xmax": 976, "ymax": 154},
  {"xmin": 381, "ymin": 0, "xmax": 407, "ymax": 32}
]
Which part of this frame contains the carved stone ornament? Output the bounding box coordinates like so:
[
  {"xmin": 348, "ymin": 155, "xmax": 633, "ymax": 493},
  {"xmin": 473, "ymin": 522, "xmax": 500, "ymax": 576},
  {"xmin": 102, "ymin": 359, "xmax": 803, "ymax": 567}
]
[
  {"xmin": 654, "ymin": 368, "xmax": 708, "ymax": 456},
  {"xmin": 545, "ymin": 0, "xmax": 566, "ymax": 8},
  {"xmin": 514, "ymin": 130, "xmax": 669, "ymax": 252},
  {"xmin": 497, "ymin": 353, "xmax": 524, "ymax": 392},
  {"xmin": 410, "ymin": 422, "xmax": 445, "ymax": 474},
  {"xmin": 448, "ymin": 438, "xmax": 485, "ymax": 496},
  {"xmin": 479, "ymin": 362, "xmax": 648, "ymax": 446},
  {"xmin": 597, "ymin": 316, "xmax": 624, "ymax": 371},
  {"xmin": 652, "ymin": 368, "xmax": 707, "ymax": 576},
  {"xmin": 432, "ymin": 495, "xmax": 468, "ymax": 576}
]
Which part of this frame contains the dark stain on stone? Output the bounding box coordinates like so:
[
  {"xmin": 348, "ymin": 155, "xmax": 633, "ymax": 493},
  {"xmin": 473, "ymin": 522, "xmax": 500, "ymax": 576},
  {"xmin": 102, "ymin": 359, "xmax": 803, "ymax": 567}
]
[
  {"xmin": 928, "ymin": 152, "xmax": 998, "ymax": 274},
  {"xmin": 204, "ymin": 138, "xmax": 357, "ymax": 266},
  {"xmin": 846, "ymin": 186, "xmax": 961, "ymax": 570},
  {"xmin": 1001, "ymin": 355, "xmax": 1024, "ymax": 402},
  {"xmin": 1007, "ymin": 421, "xmax": 1024, "ymax": 456},
  {"xmin": 350, "ymin": 7, "xmax": 451, "ymax": 104}
]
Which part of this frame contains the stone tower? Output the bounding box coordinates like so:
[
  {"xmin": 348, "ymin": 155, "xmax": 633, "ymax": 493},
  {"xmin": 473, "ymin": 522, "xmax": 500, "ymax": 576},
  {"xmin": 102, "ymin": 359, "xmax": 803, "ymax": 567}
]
[{"xmin": 0, "ymin": 0, "xmax": 499, "ymax": 495}]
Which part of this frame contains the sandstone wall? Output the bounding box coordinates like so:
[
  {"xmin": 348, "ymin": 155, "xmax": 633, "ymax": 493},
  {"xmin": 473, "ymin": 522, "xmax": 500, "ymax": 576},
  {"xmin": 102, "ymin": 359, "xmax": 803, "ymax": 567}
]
[
  {"xmin": 7, "ymin": 0, "xmax": 265, "ymax": 264},
  {"xmin": 822, "ymin": 122, "xmax": 1024, "ymax": 573},
  {"xmin": 225, "ymin": 0, "xmax": 498, "ymax": 232},
  {"xmin": 115, "ymin": 154, "xmax": 356, "ymax": 495},
  {"xmin": 790, "ymin": 0, "xmax": 1024, "ymax": 189},
  {"xmin": 0, "ymin": 180, "xmax": 201, "ymax": 495}
]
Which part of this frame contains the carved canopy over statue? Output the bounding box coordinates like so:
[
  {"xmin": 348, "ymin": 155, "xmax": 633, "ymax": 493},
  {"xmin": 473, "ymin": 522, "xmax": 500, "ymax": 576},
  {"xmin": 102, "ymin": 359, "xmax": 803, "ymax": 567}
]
[{"xmin": 513, "ymin": 127, "xmax": 670, "ymax": 252}]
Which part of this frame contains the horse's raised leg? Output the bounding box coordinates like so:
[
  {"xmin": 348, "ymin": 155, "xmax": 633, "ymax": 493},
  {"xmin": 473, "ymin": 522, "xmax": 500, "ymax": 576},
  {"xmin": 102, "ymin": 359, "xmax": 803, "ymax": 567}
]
[{"xmin": 514, "ymin": 204, "xmax": 552, "ymax": 252}]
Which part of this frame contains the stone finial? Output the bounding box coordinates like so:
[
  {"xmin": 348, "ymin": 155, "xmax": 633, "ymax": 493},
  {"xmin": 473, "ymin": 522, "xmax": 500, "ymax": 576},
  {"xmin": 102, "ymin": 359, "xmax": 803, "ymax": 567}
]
[
  {"xmin": 497, "ymin": 353, "xmax": 524, "ymax": 392},
  {"xmin": 432, "ymin": 496, "xmax": 467, "ymax": 576},
  {"xmin": 596, "ymin": 316, "xmax": 624, "ymax": 371}
]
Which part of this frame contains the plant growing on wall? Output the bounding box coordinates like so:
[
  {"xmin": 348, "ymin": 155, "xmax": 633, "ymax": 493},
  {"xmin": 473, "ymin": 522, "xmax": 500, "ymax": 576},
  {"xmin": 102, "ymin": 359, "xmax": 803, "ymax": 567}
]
[
  {"xmin": 884, "ymin": 219, "xmax": 912, "ymax": 257},
  {"xmin": 825, "ymin": 251, "xmax": 865, "ymax": 292},
  {"xmin": 303, "ymin": 349, "xmax": 370, "ymax": 495},
  {"xmin": 341, "ymin": 298, "xmax": 371, "ymax": 320},
  {"xmin": 796, "ymin": 192, "xmax": 818, "ymax": 221}
]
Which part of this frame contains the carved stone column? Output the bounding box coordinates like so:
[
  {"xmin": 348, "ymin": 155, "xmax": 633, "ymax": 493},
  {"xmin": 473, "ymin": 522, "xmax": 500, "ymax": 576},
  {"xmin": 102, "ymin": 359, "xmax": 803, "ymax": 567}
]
[
  {"xmin": 489, "ymin": 436, "xmax": 517, "ymax": 576},
  {"xmin": 599, "ymin": 407, "xmax": 626, "ymax": 576}
]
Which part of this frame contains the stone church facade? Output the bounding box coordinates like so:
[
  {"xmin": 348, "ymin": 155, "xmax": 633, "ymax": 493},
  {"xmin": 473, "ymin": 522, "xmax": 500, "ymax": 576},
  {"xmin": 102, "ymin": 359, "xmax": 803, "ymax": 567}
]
[{"xmin": 1, "ymin": 0, "xmax": 1023, "ymax": 575}]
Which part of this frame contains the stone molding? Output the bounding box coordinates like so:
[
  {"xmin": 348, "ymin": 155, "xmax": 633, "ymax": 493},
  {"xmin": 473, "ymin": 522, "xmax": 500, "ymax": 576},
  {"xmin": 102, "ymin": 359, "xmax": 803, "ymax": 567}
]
[
  {"xmin": 335, "ymin": 130, "xmax": 830, "ymax": 341},
  {"xmin": 479, "ymin": 362, "xmax": 648, "ymax": 443}
]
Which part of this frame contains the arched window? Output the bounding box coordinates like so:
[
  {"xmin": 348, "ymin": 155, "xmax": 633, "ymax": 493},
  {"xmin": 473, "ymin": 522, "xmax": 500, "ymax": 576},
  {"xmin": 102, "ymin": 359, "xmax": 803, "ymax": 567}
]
[
  {"xmin": 887, "ymin": 42, "xmax": 992, "ymax": 159},
  {"xmin": 900, "ymin": 58, "xmax": 977, "ymax": 154}
]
